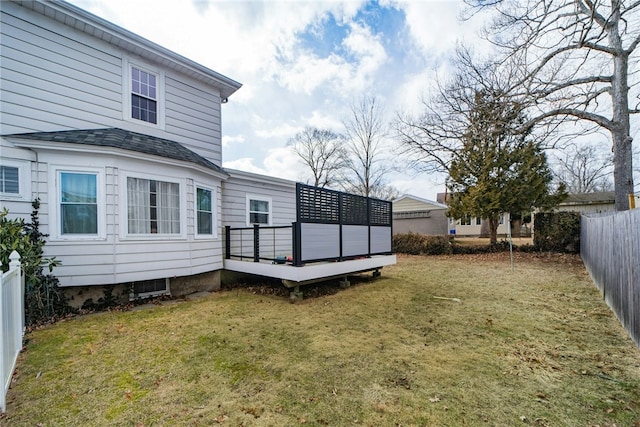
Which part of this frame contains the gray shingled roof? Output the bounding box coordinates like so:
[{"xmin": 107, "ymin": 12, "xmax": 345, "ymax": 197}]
[
  {"xmin": 562, "ymin": 191, "xmax": 615, "ymax": 204},
  {"xmin": 5, "ymin": 128, "xmax": 226, "ymax": 174}
]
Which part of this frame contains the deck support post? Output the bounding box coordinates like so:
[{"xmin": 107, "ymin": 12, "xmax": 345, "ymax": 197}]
[
  {"xmin": 339, "ymin": 277, "xmax": 350, "ymax": 288},
  {"xmin": 290, "ymin": 286, "xmax": 303, "ymax": 302},
  {"xmin": 373, "ymin": 269, "xmax": 381, "ymax": 278}
]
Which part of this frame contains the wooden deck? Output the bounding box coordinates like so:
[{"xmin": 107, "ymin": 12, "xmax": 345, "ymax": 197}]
[{"xmin": 224, "ymin": 254, "xmax": 396, "ymax": 287}]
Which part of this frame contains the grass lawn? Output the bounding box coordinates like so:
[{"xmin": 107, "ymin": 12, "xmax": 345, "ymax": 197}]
[{"xmin": 2, "ymin": 253, "xmax": 639, "ymax": 426}]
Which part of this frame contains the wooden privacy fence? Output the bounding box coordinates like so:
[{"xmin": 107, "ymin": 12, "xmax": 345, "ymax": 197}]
[
  {"xmin": 1, "ymin": 251, "xmax": 24, "ymax": 413},
  {"xmin": 581, "ymin": 209, "xmax": 640, "ymax": 347}
]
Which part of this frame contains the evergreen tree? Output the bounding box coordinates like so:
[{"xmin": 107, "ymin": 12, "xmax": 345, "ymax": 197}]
[{"xmin": 447, "ymin": 91, "xmax": 565, "ymax": 244}]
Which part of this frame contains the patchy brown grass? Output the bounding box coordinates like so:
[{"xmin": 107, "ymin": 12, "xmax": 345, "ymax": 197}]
[{"xmin": 2, "ymin": 253, "xmax": 639, "ymax": 426}]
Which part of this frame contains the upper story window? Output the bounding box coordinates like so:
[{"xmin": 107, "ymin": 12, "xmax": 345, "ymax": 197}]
[
  {"xmin": 131, "ymin": 67, "xmax": 157, "ymax": 124},
  {"xmin": 246, "ymin": 195, "xmax": 272, "ymax": 225},
  {"xmin": 123, "ymin": 59, "xmax": 164, "ymax": 128},
  {"xmin": 0, "ymin": 166, "xmax": 19, "ymax": 194}
]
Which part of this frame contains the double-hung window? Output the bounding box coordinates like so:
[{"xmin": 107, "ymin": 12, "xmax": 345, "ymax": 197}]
[
  {"xmin": 196, "ymin": 187, "xmax": 213, "ymax": 236},
  {"xmin": 124, "ymin": 59, "xmax": 163, "ymax": 127},
  {"xmin": 60, "ymin": 172, "xmax": 98, "ymax": 235},
  {"xmin": 0, "ymin": 166, "xmax": 19, "ymax": 195},
  {"xmin": 127, "ymin": 177, "xmax": 180, "ymax": 235},
  {"xmin": 131, "ymin": 66, "xmax": 157, "ymax": 124}
]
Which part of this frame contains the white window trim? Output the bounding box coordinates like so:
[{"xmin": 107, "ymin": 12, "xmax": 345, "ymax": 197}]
[
  {"xmin": 0, "ymin": 158, "xmax": 31, "ymax": 201},
  {"xmin": 195, "ymin": 183, "xmax": 217, "ymax": 239},
  {"xmin": 49, "ymin": 166, "xmax": 106, "ymax": 241},
  {"xmin": 246, "ymin": 194, "xmax": 272, "ymax": 226},
  {"xmin": 122, "ymin": 57, "xmax": 165, "ymax": 129},
  {"xmin": 120, "ymin": 171, "xmax": 186, "ymax": 240}
]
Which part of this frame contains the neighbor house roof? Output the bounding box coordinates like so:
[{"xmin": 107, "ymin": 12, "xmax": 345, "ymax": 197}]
[
  {"xmin": 561, "ymin": 191, "xmax": 615, "ymax": 205},
  {"xmin": 19, "ymin": 0, "xmax": 242, "ymax": 99},
  {"xmin": 5, "ymin": 128, "xmax": 227, "ymax": 175},
  {"xmin": 393, "ymin": 194, "xmax": 448, "ymax": 211}
]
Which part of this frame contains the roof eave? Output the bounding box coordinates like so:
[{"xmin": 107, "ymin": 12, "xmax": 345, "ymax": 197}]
[{"xmin": 7, "ymin": 137, "xmax": 230, "ymax": 180}]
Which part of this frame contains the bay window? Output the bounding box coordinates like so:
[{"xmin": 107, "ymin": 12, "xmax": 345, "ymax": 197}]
[
  {"xmin": 60, "ymin": 172, "xmax": 98, "ymax": 235},
  {"xmin": 127, "ymin": 177, "xmax": 180, "ymax": 234},
  {"xmin": 196, "ymin": 187, "xmax": 213, "ymax": 235}
]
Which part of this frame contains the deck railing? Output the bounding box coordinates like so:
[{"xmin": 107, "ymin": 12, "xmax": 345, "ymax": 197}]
[
  {"xmin": 1, "ymin": 251, "xmax": 24, "ymax": 413},
  {"xmin": 225, "ymin": 184, "xmax": 393, "ymax": 266}
]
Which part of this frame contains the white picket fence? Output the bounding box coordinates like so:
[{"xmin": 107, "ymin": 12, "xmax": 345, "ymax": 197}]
[{"xmin": 0, "ymin": 251, "xmax": 24, "ymax": 413}]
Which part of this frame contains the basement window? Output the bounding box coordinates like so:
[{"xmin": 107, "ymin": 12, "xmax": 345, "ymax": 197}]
[{"xmin": 130, "ymin": 278, "xmax": 169, "ymax": 299}]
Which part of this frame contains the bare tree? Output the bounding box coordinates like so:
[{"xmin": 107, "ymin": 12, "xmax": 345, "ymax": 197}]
[
  {"xmin": 395, "ymin": 46, "xmax": 523, "ymax": 173},
  {"xmin": 553, "ymin": 143, "xmax": 613, "ymax": 193},
  {"xmin": 466, "ymin": 0, "xmax": 639, "ymax": 210},
  {"xmin": 287, "ymin": 126, "xmax": 348, "ymax": 188},
  {"xmin": 342, "ymin": 95, "xmax": 396, "ymax": 197}
]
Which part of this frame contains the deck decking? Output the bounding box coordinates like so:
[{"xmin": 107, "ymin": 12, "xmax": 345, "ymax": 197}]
[{"xmin": 224, "ymin": 254, "xmax": 397, "ymax": 287}]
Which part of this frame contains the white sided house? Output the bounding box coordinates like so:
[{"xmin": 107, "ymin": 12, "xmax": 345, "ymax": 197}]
[
  {"xmin": 0, "ymin": 0, "xmax": 394, "ymax": 305},
  {"xmin": 392, "ymin": 194, "xmax": 448, "ymax": 235}
]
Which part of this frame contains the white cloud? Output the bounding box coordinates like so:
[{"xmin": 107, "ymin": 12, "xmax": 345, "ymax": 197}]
[
  {"xmin": 222, "ymin": 158, "xmax": 268, "ymax": 175},
  {"xmin": 222, "ymin": 134, "xmax": 245, "ymax": 148},
  {"xmin": 69, "ymin": 0, "xmax": 486, "ymax": 196}
]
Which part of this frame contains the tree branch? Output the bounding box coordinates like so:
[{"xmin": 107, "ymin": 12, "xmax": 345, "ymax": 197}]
[{"xmin": 522, "ymin": 108, "xmax": 613, "ymax": 132}]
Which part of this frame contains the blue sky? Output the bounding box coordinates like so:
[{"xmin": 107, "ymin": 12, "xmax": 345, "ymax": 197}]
[{"xmin": 69, "ymin": 0, "xmax": 490, "ymax": 200}]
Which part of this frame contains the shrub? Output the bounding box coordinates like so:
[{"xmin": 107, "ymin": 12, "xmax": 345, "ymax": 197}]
[
  {"xmin": 0, "ymin": 200, "xmax": 73, "ymax": 325},
  {"xmin": 534, "ymin": 211, "xmax": 581, "ymax": 253},
  {"xmin": 393, "ymin": 233, "xmax": 452, "ymax": 255}
]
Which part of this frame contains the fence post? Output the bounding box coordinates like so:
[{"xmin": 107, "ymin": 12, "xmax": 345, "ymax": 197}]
[
  {"xmin": 292, "ymin": 222, "xmax": 303, "ymax": 267},
  {"xmin": 253, "ymin": 224, "xmax": 260, "ymax": 263},
  {"xmin": 225, "ymin": 226, "xmax": 231, "ymax": 260},
  {"xmin": 0, "ymin": 259, "xmax": 4, "ymax": 414},
  {"xmin": 9, "ymin": 251, "xmax": 22, "ymax": 337},
  {"xmin": 9, "ymin": 251, "xmax": 23, "ymax": 335}
]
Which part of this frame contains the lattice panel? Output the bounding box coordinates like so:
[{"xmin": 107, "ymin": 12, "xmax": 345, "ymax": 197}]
[
  {"xmin": 297, "ymin": 184, "xmax": 340, "ymax": 223},
  {"xmin": 341, "ymin": 193, "xmax": 368, "ymax": 225},
  {"xmin": 369, "ymin": 198, "xmax": 392, "ymax": 226}
]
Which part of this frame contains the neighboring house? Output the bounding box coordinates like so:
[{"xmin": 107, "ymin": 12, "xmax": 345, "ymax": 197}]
[
  {"xmin": 435, "ymin": 192, "xmax": 510, "ymax": 237},
  {"xmin": 0, "ymin": 0, "xmax": 394, "ymax": 304},
  {"xmin": 392, "ymin": 194, "xmax": 448, "ymax": 235},
  {"xmin": 556, "ymin": 191, "xmax": 616, "ymax": 215}
]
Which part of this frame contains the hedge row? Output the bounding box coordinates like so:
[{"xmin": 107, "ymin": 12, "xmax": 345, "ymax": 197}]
[{"xmin": 393, "ymin": 211, "xmax": 581, "ymax": 255}]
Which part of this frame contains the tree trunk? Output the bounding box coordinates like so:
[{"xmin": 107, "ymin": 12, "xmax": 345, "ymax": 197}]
[
  {"xmin": 609, "ymin": 3, "xmax": 634, "ymax": 211},
  {"xmin": 511, "ymin": 218, "xmax": 521, "ymax": 238},
  {"xmin": 488, "ymin": 217, "xmax": 499, "ymax": 245}
]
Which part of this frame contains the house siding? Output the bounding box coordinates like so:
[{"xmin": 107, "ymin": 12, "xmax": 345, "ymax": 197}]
[
  {"xmin": 0, "ymin": 1, "xmax": 223, "ymax": 166},
  {"xmin": 392, "ymin": 195, "xmax": 449, "ymax": 235},
  {"xmin": 221, "ymin": 171, "xmax": 297, "ymax": 227},
  {"xmin": 394, "ymin": 198, "xmax": 444, "ymax": 212},
  {"xmin": 221, "ymin": 171, "xmax": 297, "ymax": 260},
  {"xmin": 394, "ymin": 212, "xmax": 449, "ymax": 235},
  {"xmin": 19, "ymin": 149, "xmax": 224, "ymax": 287}
]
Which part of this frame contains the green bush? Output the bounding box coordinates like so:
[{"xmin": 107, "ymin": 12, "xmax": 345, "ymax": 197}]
[
  {"xmin": 451, "ymin": 240, "xmax": 512, "ymax": 254},
  {"xmin": 393, "ymin": 233, "xmax": 453, "ymax": 255},
  {"xmin": 0, "ymin": 200, "xmax": 73, "ymax": 325},
  {"xmin": 533, "ymin": 211, "xmax": 581, "ymax": 253}
]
